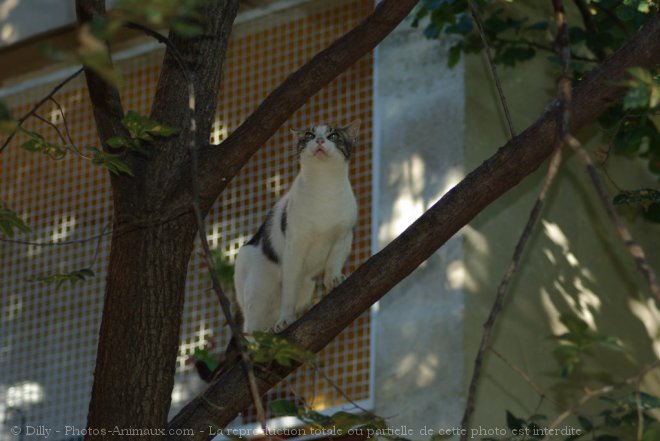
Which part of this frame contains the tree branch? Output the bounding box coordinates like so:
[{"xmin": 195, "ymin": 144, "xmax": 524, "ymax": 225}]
[
  {"xmin": 146, "ymin": 0, "xmax": 239, "ymax": 211},
  {"xmin": 468, "ymin": 0, "xmax": 517, "ymax": 138},
  {"xmin": 168, "ymin": 13, "xmax": 660, "ymax": 440},
  {"xmin": 0, "ymin": 67, "xmax": 83, "ymax": 154},
  {"xmin": 75, "ymin": 0, "xmax": 126, "ymax": 144},
  {"xmin": 460, "ymin": 1, "xmax": 572, "ymax": 435},
  {"xmin": 196, "ymin": 0, "xmax": 420, "ymax": 210}
]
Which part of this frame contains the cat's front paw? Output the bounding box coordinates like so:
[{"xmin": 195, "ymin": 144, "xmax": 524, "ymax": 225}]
[
  {"xmin": 323, "ymin": 273, "xmax": 346, "ymax": 293},
  {"xmin": 273, "ymin": 315, "xmax": 295, "ymax": 333}
]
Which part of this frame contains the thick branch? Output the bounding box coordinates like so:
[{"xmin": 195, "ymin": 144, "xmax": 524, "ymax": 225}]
[
  {"xmin": 196, "ymin": 0, "xmax": 419, "ymax": 210},
  {"xmin": 146, "ymin": 0, "xmax": 239, "ymax": 210},
  {"xmin": 168, "ymin": 13, "xmax": 660, "ymax": 440}
]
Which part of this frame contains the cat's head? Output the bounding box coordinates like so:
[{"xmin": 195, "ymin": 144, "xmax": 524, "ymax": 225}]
[{"xmin": 291, "ymin": 120, "xmax": 360, "ymax": 163}]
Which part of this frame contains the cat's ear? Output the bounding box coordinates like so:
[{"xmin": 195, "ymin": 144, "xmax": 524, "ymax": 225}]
[
  {"xmin": 343, "ymin": 119, "xmax": 361, "ymax": 142},
  {"xmin": 289, "ymin": 127, "xmax": 306, "ymax": 139}
]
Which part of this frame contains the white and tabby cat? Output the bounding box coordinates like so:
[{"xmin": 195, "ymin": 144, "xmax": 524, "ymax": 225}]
[{"xmin": 234, "ymin": 121, "xmax": 360, "ymax": 333}]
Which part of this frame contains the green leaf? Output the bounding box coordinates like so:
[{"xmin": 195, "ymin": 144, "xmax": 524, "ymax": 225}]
[
  {"xmin": 269, "ymin": 399, "xmax": 300, "ymax": 417},
  {"xmin": 614, "ymin": 120, "xmax": 645, "ymax": 154},
  {"xmin": 192, "ymin": 348, "xmax": 218, "ymax": 371},
  {"xmin": 33, "ymin": 268, "xmax": 95, "ymax": 289},
  {"xmin": 552, "ymin": 344, "xmax": 580, "ymax": 377},
  {"xmin": 170, "ymin": 20, "xmax": 204, "ymax": 37},
  {"xmin": 613, "ymin": 189, "xmax": 660, "ymax": 210},
  {"xmin": 116, "ymin": 0, "xmax": 209, "ymax": 33},
  {"xmin": 0, "ymin": 205, "xmax": 31, "ymax": 238},
  {"xmin": 559, "ymin": 312, "xmax": 589, "ymax": 335},
  {"xmin": 578, "ymin": 415, "xmax": 593, "ymax": 432},
  {"xmin": 526, "ymin": 21, "xmax": 549, "ymax": 31},
  {"xmin": 106, "ymin": 136, "xmax": 130, "ymax": 149},
  {"xmin": 121, "ymin": 110, "xmax": 180, "ymax": 144},
  {"xmin": 448, "ymin": 44, "xmax": 462, "ymax": 68},
  {"xmin": 247, "ymin": 331, "xmax": 314, "ymax": 367},
  {"xmin": 77, "ymin": 25, "xmax": 124, "ymax": 89},
  {"xmin": 20, "ymin": 131, "xmax": 67, "ymax": 159},
  {"xmin": 506, "ymin": 410, "xmax": 525, "ymax": 431},
  {"xmin": 642, "ymin": 427, "xmax": 660, "ymax": 441},
  {"xmin": 87, "ymin": 146, "xmax": 134, "ymax": 176}
]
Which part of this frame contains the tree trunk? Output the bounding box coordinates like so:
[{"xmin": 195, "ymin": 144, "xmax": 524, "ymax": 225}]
[
  {"xmin": 78, "ymin": 0, "xmax": 238, "ymax": 437},
  {"xmin": 86, "ymin": 216, "xmax": 198, "ymax": 439}
]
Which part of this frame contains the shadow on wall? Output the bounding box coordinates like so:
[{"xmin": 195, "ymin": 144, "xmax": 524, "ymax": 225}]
[{"xmin": 464, "ymin": 152, "xmax": 660, "ymax": 420}]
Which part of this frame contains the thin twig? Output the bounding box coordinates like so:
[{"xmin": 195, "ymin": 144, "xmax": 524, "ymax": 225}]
[
  {"xmin": 33, "ymin": 113, "xmax": 68, "ymax": 146},
  {"xmin": 489, "ymin": 347, "xmax": 556, "ymax": 407},
  {"xmin": 541, "ymin": 361, "xmax": 660, "ymax": 441},
  {"xmin": 459, "ymin": 3, "xmax": 573, "ymax": 438},
  {"xmin": 460, "ymin": 149, "xmax": 563, "ymax": 439},
  {"xmin": 542, "ymin": 384, "xmax": 614, "ymax": 440},
  {"xmin": 0, "ymin": 67, "xmax": 84, "ymax": 154},
  {"xmin": 570, "ymin": 138, "xmax": 660, "ymax": 302},
  {"xmin": 88, "ymin": 221, "xmax": 112, "ymax": 268},
  {"xmin": 0, "ymin": 228, "xmax": 113, "ymax": 247},
  {"xmin": 468, "ymin": 0, "xmax": 517, "ymax": 138},
  {"xmin": 635, "ymin": 387, "xmax": 644, "ymax": 441},
  {"xmin": 126, "ymin": 20, "xmax": 270, "ymax": 432},
  {"xmin": 311, "ymin": 362, "xmax": 374, "ymax": 416},
  {"xmin": 49, "ymin": 96, "xmax": 81, "ymax": 153},
  {"xmin": 492, "ymin": 36, "xmax": 599, "ymax": 63}
]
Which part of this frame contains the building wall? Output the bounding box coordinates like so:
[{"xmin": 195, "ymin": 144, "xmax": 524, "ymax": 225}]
[
  {"xmin": 463, "ymin": 3, "xmax": 660, "ymax": 432},
  {"xmin": 373, "ymin": 22, "xmax": 465, "ymax": 436}
]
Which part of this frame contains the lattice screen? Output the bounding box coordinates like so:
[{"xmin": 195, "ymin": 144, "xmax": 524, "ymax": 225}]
[{"xmin": 0, "ymin": 0, "xmax": 373, "ymax": 438}]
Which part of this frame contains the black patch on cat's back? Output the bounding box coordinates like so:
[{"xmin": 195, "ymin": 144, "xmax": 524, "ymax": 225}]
[{"xmin": 246, "ymin": 210, "xmax": 279, "ymax": 264}]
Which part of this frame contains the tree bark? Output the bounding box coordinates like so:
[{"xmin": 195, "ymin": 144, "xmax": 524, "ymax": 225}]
[
  {"xmin": 86, "ymin": 219, "xmax": 198, "ymax": 439},
  {"xmin": 82, "ymin": 1, "xmax": 238, "ymax": 439},
  {"xmin": 167, "ymin": 12, "xmax": 660, "ymax": 440}
]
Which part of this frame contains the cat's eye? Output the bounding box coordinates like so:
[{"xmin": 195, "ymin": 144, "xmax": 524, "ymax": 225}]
[
  {"xmin": 328, "ymin": 132, "xmax": 339, "ymax": 141},
  {"xmin": 304, "ymin": 131, "xmax": 315, "ymax": 140}
]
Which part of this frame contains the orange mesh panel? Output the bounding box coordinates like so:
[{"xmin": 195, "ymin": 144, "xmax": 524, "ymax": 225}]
[{"xmin": 0, "ymin": 0, "xmax": 373, "ymax": 432}]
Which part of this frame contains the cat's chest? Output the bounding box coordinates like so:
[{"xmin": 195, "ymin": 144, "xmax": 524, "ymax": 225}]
[{"xmin": 287, "ymin": 175, "xmax": 357, "ymax": 231}]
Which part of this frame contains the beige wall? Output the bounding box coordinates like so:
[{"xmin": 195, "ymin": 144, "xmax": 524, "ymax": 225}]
[{"xmin": 464, "ymin": 14, "xmax": 660, "ymax": 433}]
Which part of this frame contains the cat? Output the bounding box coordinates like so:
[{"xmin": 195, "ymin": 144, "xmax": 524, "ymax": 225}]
[{"xmin": 234, "ymin": 121, "xmax": 360, "ymax": 333}]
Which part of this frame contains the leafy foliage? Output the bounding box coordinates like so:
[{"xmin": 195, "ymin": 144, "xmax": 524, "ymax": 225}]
[
  {"xmin": 412, "ymin": 0, "xmax": 657, "ymax": 69},
  {"xmin": 116, "ymin": 0, "xmax": 215, "ymax": 37},
  {"xmin": 246, "ymin": 332, "xmax": 315, "ymax": 367},
  {"xmin": 106, "ymin": 110, "xmax": 180, "ymax": 155},
  {"xmin": 33, "ymin": 268, "xmax": 95, "ymax": 289},
  {"xmin": 0, "ymin": 204, "xmax": 31, "ymax": 238},
  {"xmin": 270, "ymin": 399, "xmax": 398, "ymax": 440},
  {"xmin": 16, "ymin": 127, "xmax": 134, "ymax": 176},
  {"xmin": 191, "ymin": 347, "xmax": 218, "ymax": 372},
  {"xmin": 87, "ymin": 146, "xmax": 134, "ymax": 176},
  {"xmin": 413, "ymin": 1, "xmax": 660, "ymax": 224},
  {"xmin": 551, "ymin": 313, "xmax": 623, "ymax": 377},
  {"xmin": 209, "ymin": 248, "xmax": 235, "ymax": 292},
  {"xmin": 20, "ymin": 130, "xmax": 67, "ymax": 159},
  {"xmin": 623, "ymin": 67, "xmax": 660, "ymax": 111},
  {"xmin": 489, "ymin": 404, "xmax": 660, "ymax": 441}
]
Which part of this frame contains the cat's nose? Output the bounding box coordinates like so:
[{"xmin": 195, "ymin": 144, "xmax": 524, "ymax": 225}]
[{"xmin": 315, "ymin": 137, "xmax": 324, "ymax": 145}]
